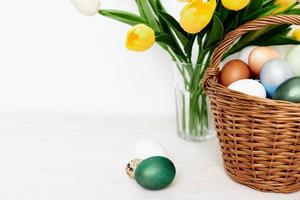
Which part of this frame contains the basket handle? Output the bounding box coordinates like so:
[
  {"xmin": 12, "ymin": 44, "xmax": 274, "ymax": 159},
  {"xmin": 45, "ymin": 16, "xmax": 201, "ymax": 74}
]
[{"xmin": 202, "ymin": 15, "xmax": 300, "ymax": 88}]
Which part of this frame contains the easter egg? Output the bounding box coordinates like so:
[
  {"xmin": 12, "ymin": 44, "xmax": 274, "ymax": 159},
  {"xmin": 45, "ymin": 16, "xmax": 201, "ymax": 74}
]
[
  {"xmin": 239, "ymin": 46, "xmax": 257, "ymax": 64},
  {"xmin": 135, "ymin": 156, "xmax": 176, "ymax": 190},
  {"xmin": 260, "ymin": 59, "xmax": 295, "ymax": 97},
  {"xmin": 219, "ymin": 59, "xmax": 251, "ymax": 87},
  {"xmin": 228, "ymin": 79, "xmax": 267, "ymax": 98},
  {"xmin": 273, "ymin": 77, "xmax": 300, "ymax": 103},
  {"xmin": 125, "ymin": 159, "xmax": 142, "ymax": 178},
  {"xmin": 249, "ymin": 47, "xmax": 280, "ymax": 76},
  {"xmin": 285, "ymin": 45, "xmax": 300, "ymax": 76},
  {"xmin": 134, "ymin": 140, "xmax": 167, "ymax": 160}
]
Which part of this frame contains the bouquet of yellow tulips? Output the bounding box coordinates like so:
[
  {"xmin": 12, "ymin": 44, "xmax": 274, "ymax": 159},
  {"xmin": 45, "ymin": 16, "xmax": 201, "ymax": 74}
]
[{"xmin": 72, "ymin": 0, "xmax": 300, "ymax": 141}]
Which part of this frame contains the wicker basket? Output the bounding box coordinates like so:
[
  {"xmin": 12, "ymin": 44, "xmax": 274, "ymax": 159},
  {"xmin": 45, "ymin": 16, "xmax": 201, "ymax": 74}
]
[{"xmin": 203, "ymin": 15, "xmax": 300, "ymax": 193}]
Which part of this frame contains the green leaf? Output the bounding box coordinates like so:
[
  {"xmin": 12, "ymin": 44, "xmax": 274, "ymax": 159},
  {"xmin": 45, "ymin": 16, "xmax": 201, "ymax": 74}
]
[
  {"xmin": 144, "ymin": 0, "xmax": 188, "ymax": 62},
  {"xmin": 149, "ymin": 0, "xmax": 158, "ymax": 13},
  {"xmin": 156, "ymin": 12, "xmax": 169, "ymax": 33},
  {"xmin": 245, "ymin": 4, "xmax": 280, "ymax": 21},
  {"xmin": 197, "ymin": 31, "xmax": 206, "ymax": 48},
  {"xmin": 224, "ymin": 28, "xmax": 272, "ymax": 57},
  {"xmin": 157, "ymin": 10, "xmax": 189, "ymax": 46},
  {"xmin": 224, "ymin": 23, "xmax": 296, "ymax": 58},
  {"xmin": 249, "ymin": 35, "xmax": 300, "ymax": 46},
  {"xmin": 150, "ymin": 0, "xmax": 168, "ymax": 33},
  {"xmin": 225, "ymin": 12, "xmax": 240, "ymax": 32},
  {"xmin": 155, "ymin": 33, "xmax": 174, "ymax": 47},
  {"xmin": 99, "ymin": 10, "xmax": 147, "ymax": 26},
  {"xmin": 136, "ymin": 0, "xmax": 160, "ymax": 31},
  {"xmin": 216, "ymin": 2, "xmax": 232, "ymax": 22},
  {"xmin": 155, "ymin": 33, "xmax": 185, "ymax": 57},
  {"xmin": 260, "ymin": 25, "xmax": 292, "ymax": 37},
  {"xmin": 286, "ymin": 8, "xmax": 300, "ymax": 15},
  {"xmin": 184, "ymin": 35, "xmax": 196, "ymax": 60},
  {"xmin": 155, "ymin": 0, "xmax": 165, "ymax": 12},
  {"xmin": 204, "ymin": 15, "xmax": 224, "ymax": 49},
  {"xmin": 240, "ymin": 0, "xmax": 264, "ymax": 23},
  {"xmin": 263, "ymin": 0, "xmax": 276, "ymax": 6},
  {"xmin": 135, "ymin": 0, "xmax": 147, "ymax": 19},
  {"xmin": 246, "ymin": 0, "xmax": 264, "ymax": 14}
]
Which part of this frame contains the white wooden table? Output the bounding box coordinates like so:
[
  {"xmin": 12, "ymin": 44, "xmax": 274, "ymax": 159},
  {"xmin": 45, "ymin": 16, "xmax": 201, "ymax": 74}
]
[{"xmin": 0, "ymin": 114, "xmax": 299, "ymax": 200}]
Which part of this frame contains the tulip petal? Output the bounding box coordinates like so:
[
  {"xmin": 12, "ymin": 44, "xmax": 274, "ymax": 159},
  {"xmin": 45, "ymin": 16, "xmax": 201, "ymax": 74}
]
[
  {"xmin": 71, "ymin": 0, "xmax": 101, "ymax": 16},
  {"xmin": 221, "ymin": 0, "xmax": 250, "ymax": 11},
  {"xmin": 180, "ymin": 0, "xmax": 216, "ymax": 34},
  {"xmin": 292, "ymin": 28, "xmax": 300, "ymax": 41},
  {"xmin": 126, "ymin": 24, "xmax": 155, "ymax": 52}
]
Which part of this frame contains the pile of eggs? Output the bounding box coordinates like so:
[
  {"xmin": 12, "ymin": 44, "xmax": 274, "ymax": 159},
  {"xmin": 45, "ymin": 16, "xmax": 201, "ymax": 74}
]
[{"xmin": 219, "ymin": 45, "xmax": 300, "ymax": 103}]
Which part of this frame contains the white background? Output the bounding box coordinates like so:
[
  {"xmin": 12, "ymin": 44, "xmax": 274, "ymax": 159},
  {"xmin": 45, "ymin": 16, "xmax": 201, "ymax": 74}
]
[
  {"xmin": 0, "ymin": 0, "xmax": 184, "ymax": 117},
  {"xmin": 0, "ymin": 2, "xmax": 300, "ymax": 199}
]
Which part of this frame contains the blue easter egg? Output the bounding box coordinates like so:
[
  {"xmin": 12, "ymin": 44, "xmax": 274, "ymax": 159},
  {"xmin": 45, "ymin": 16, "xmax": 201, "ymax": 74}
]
[{"xmin": 260, "ymin": 59, "xmax": 295, "ymax": 97}]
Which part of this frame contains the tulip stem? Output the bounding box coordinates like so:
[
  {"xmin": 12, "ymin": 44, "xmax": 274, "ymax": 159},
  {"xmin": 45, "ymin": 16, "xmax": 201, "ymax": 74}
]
[
  {"xmin": 188, "ymin": 50, "xmax": 212, "ymax": 136},
  {"xmin": 176, "ymin": 45, "xmax": 213, "ymax": 137}
]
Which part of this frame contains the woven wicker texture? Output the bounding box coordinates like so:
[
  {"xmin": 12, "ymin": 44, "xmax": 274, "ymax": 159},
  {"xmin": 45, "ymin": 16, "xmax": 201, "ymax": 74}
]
[{"xmin": 203, "ymin": 15, "xmax": 300, "ymax": 193}]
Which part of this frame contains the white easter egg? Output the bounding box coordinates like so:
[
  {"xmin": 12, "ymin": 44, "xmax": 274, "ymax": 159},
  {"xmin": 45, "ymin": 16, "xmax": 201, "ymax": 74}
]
[
  {"xmin": 71, "ymin": 0, "xmax": 101, "ymax": 16},
  {"xmin": 285, "ymin": 45, "xmax": 300, "ymax": 76},
  {"xmin": 238, "ymin": 46, "xmax": 257, "ymax": 64},
  {"xmin": 134, "ymin": 139, "xmax": 167, "ymax": 159},
  {"xmin": 228, "ymin": 79, "xmax": 267, "ymax": 98}
]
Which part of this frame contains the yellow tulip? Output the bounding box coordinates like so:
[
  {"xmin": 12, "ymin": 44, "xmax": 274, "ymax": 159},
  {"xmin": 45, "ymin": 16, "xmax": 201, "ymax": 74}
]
[
  {"xmin": 292, "ymin": 28, "xmax": 300, "ymax": 41},
  {"xmin": 221, "ymin": 0, "xmax": 250, "ymax": 11},
  {"xmin": 274, "ymin": 0, "xmax": 297, "ymax": 13},
  {"xmin": 126, "ymin": 24, "xmax": 155, "ymax": 52},
  {"xmin": 180, "ymin": 0, "xmax": 216, "ymax": 34}
]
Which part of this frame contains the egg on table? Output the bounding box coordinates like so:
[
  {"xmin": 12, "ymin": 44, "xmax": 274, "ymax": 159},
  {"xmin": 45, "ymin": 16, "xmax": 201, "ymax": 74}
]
[
  {"xmin": 285, "ymin": 45, "xmax": 300, "ymax": 76},
  {"xmin": 228, "ymin": 79, "xmax": 267, "ymax": 98},
  {"xmin": 219, "ymin": 59, "xmax": 251, "ymax": 87},
  {"xmin": 273, "ymin": 77, "xmax": 300, "ymax": 103},
  {"xmin": 135, "ymin": 156, "xmax": 176, "ymax": 190},
  {"xmin": 260, "ymin": 58, "xmax": 295, "ymax": 97},
  {"xmin": 249, "ymin": 47, "xmax": 280, "ymax": 76},
  {"xmin": 238, "ymin": 46, "xmax": 257, "ymax": 65}
]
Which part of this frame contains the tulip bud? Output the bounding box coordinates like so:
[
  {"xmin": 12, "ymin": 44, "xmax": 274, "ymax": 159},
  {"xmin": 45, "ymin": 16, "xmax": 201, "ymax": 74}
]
[
  {"xmin": 71, "ymin": 0, "xmax": 101, "ymax": 16},
  {"xmin": 180, "ymin": 0, "xmax": 216, "ymax": 34},
  {"xmin": 126, "ymin": 24, "xmax": 155, "ymax": 52},
  {"xmin": 221, "ymin": 0, "xmax": 250, "ymax": 11},
  {"xmin": 292, "ymin": 28, "xmax": 300, "ymax": 41}
]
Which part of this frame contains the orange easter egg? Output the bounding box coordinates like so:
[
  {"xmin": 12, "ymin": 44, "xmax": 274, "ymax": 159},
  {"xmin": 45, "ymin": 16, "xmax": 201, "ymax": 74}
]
[{"xmin": 248, "ymin": 47, "xmax": 279, "ymax": 76}]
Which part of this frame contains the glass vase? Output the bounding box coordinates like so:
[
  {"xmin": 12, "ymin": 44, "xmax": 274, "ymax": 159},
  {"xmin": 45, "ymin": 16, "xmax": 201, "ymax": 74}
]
[{"xmin": 172, "ymin": 61, "xmax": 216, "ymax": 142}]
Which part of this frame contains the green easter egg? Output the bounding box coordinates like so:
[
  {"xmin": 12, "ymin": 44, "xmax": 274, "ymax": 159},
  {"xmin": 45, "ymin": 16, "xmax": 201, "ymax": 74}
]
[
  {"xmin": 134, "ymin": 156, "xmax": 176, "ymax": 190},
  {"xmin": 285, "ymin": 45, "xmax": 300, "ymax": 76},
  {"xmin": 273, "ymin": 77, "xmax": 300, "ymax": 103}
]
